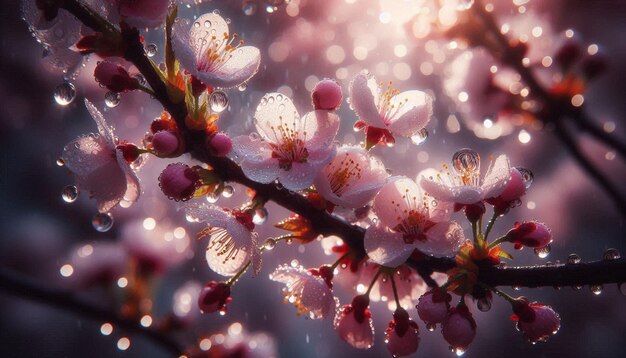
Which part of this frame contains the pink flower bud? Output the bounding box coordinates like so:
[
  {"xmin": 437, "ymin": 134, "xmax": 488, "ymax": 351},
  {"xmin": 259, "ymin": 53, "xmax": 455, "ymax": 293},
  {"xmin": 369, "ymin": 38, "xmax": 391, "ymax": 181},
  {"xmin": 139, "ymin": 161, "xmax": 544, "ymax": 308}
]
[
  {"xmin": 152, "ymin": 130, "xmax": 180, "ymax": 156},
  {"xmin": 555, "ymin": 39, "xmax": 582, "ymax": 69},
  {"xmin": 198, "ymin": 281, "xmax": 232, "ymax": 314},
  {"xmin": 312, "ymin": 79, "xmax": 343, "ymax": 110},
  {"xmin": 441, "ymin": 306, "xmax": 476, "ymax": 352},
  {"xmin": 417, "ymin": 289, "xmax": 452, "ymax": 325},
  {"xmin": 158, "ymin": 163, "xmax": 200, "ymax": 201},
  {"xmin": 385, "ymin": 308, "xmax": 420, "ymax": 357},
  {"xmin": 94, "ymin": 61, "xmax": 139, "ymax": 92},
  {"xmin": 505, "ymin": 221, "xmax": 552, "ymax": 249},
  {"xmin": 512, "ymin": 299, "xmax": 560, "ymax": 343},
  {"xmin": 208, "ymin": 132, "xmax": 233, "ymax": 157},
  {"xmin": 334, "ymin": 295, "xmax": 374, "ymax": 349}
]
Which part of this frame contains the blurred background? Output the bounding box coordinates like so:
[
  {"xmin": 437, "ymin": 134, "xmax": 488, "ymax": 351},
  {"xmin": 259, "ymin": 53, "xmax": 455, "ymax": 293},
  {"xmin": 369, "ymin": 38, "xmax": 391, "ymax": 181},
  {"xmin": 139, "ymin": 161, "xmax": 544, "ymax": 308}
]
[{"xmin": 1, "ymin": 0, "xmax": 625, "ymax": 357}]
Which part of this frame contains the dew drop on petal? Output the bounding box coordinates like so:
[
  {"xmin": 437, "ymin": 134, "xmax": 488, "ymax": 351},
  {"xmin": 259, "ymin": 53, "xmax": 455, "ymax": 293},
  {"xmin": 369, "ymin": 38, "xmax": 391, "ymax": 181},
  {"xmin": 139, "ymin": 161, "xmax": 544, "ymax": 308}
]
[
  {"xmin": 516, "ymin": 167, "xmax": 534, "ymax": 189},
  {"xmin": 54, "ymin": 82, "xmax": 76, "ymax": 106},
  {"xmin": 534, "ymin": 244, "xmax": 551, "ymax": 258},
  {"xmin": 603, "ymin": 248, "xmax": 621, "ymax": 261},
  {"xmin": 238, "ymin": 82, "xmax": 248, "ymax": 91},
  {"xmin": 92, "ymin": 212, "xmax": 113, "ymax": 232},
  {"xmin": 571, "ymin": 285, "xmax": 582, "ymax": 291},
  {"xmin": 222, "ymin": 185, "xmax": 234, "ymax": 198},
  {"xmin": 209, "ymin": 91, "xmax": 229, "ymax": 113},
  {"xmin": 145, "ymin": 43, "xmax": 157, "ymax": 57},
  {"xmin": 61, "ymin": 185, "xmax": 79, "ymax": 203},
  {"xmin": 477, "ymin": 297, "xmax": 492, "ymax": 312},
  {"xmin": 590, "ymin": 284, "xmax": 603, "ymax": 295},
  {"xmin": 264, "ymin": 238, "xmax": 276, "ymax": 250},
  {"xmin": 253, "ymin": 207, "xmax": 268, "ymax": 225},
  {"xmin": 410, "ymin": 128, "xmax": 429, "ymax": 145},
  {"xmin": 452, "ymin": 148, "xmax": 480, "ymax": 173},
  {"xmin": 206, "ymin": 192, "xmax": 219, "ymax": 203},
  {"xmin": 104, "ymin": 91, "xmax": 121, "ymax": 108},
  {"xmin": 567, "ymin": 253, "xmax": 581, "ymax": 264},
  {"xmin": 56, "ymin": 158, "xmax": 65, "ymax": 167}
]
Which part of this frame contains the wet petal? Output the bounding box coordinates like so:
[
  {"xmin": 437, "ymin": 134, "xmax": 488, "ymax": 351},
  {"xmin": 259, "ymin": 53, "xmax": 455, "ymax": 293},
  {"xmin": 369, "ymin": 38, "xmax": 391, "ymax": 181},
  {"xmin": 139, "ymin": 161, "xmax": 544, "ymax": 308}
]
[
  {"xmin": 373, "ymin": 177, "xmax": 424, "ymax": 229},
  {"xmin": 386, "ymin": 90, "xmax": 433, "ymax": 137},
  {"xmin": 349, "ymin": 71, "xmax": 381, "ymax": 126},
  {"xmin": 195, "ymin": 46, "xmax": 261, "ymax": 88},
  {"xmin": 364, "ymin": 223, "xmax": 414, "ymax": 267},
  {"xmin": 116, "ymin": 150, "xmax": 141, "ymax": 206},
  {"xmin": 85, "ymin": 99, "xmax": 116, "ymax": 148},
  {"xmin": 418, "ymin": 221, "xmax": 465, "ymax": 257},
  {"xmin": 301, "ymin": 110, "xmax": 340, "ymax": 153},
  {"xmin": 481, "ymin": 154, "xmax": 511, "ymax": 199},
  {"xmin": 171, "ymin": 18, "xmax": 199, "ymax": 76},
  {"xmin": 277, "ymin": 161, "xmax": 321, "ymax": 191},
  {"xmin": 189, "ymin": 13, "xmax": 230, "ymax": 63},
  {"xmin": 240, "ymin": 157, "xmax": 280, "ymax": 184},
  {"xmin": 254, "ymin": 93, "xmax": 300, "ymax": 144}
]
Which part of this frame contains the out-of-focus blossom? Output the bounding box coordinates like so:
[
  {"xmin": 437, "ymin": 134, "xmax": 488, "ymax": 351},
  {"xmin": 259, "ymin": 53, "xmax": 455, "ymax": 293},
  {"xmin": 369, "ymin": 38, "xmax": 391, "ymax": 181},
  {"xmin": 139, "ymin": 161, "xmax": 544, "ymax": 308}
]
[
  {"xmin": 198, "ymin": 281, "xmax": 232, "ymax": 314},
  {"xmin": 158, "ymin": 163, "xmax": 200, "ymax": 201},
  {"xmin": 232, "ymin": 93, "xmax": 339, "ymax": 191},
  {"xmin": 364, "ymin": 177, "xmax": 464, "ymax": 265},
  {"xmin": 349, "ymin": 71, "xmax": 433, "ymax": 148},
  {"xmin": 312, "ymin": 79, "xmax": 343, "ymax": 110},
  {"xmin": 172, "ymin": 281, "xmax": 202, "ymax": 324},
  {"xmin": 185, "ymin": 202, "xmax": 261, "ymax": 277},
  {"xmin": 512, "ymin": 298, "xmax": 561, "ymax": 343},
  {"xmin": 504, "ymin": 221, "xmax": 552, "ymax": 250},
  {"xmin": 269, "ymin": 264, "xmax": 337, "ymax": 319},
  {"xmin": 334, "ymin": 295, "xmax": 375, "ymax": 349},
  {"xmin": 385, "ymin": 307, "xmax": 420, "ymax": 357},
  {"xmin": 121, "ymin": 219, "xmax": 191, "ymax": 272},
  {"xmin": 65, "ymin": 242, "xmax": 128, "ymax": 288},
  {"xmin": 417, "ymin": 289, "xmax": 452, "ymax": 326},
  {"xmin": 355, "ymin": 262, "xmax": 427, "ymax": 311},
  {"xmin": 441, "ymin": 305, "xmax": 477, "ymax": 353},
  {"xmin": 61, "ymin": 99, "xmax": 141, "ymax": 213},
  {"xmin": 172, "ymin": 12, "xmax": 261, "ymax": 88},
  {"xmin": 203, "ymin": 324, "xmax": 278, "ymax": 358},
  {"xmin": 419, "ymin": 149, "xmax": 511, "ymax": 205},
  {"xmin": 315, "ymin": 146, "xmax": 387, "ymax": 209},
  {"xmin": 111, "ymin": 0, "xmax": 169, "ymax": 29}
]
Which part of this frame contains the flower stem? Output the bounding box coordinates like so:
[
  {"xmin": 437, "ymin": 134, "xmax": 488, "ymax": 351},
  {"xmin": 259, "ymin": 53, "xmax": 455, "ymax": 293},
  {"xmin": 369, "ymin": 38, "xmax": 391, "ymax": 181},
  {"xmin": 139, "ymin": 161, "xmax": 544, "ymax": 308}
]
[
  {"xmin": 488, "ymin": 235, "xmax": 509, "ymax": 249},
  {"xmin": 484, "ymin": 211, "xmax": 498, "ymax": 241},
  {"xmin": 365, "ymin": 268, "xmax": 384, "ymax": 296},
  {"xmin": 480, "ymin": 282, "xmax": 517, "ymax": 305},
  {"xmin": 330, "ymin": 252, "xmax": 350, "ymax": 270},
  {"xmin": 389, "ymin": 273, "xmax": 402, "ymax": 310},
  {"xmin": 226, "ymin": 261, "xmax": 251, "ymax": 286}
]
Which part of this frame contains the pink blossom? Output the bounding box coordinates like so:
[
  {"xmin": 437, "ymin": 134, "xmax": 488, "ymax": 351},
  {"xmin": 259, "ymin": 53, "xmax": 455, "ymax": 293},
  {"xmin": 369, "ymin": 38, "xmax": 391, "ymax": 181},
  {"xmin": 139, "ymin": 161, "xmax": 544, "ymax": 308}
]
[
  {"xmin": 513, "ymin": 300, "xmax": 561, "ymax": 343},
  {"xmin": 417, "ymin": 289, "xmax": 452, "ymax": 326},
  {"xmin": 505, "ymin": 221, "xmax": 552, "ymax": 249},
  {"xmin": 172, "ymin": 281, "xmax": 202, "ymax": 324},
  {"xmin": 312, "ymin": 79, "xmax": 343, "ymax": 110},
  {"xmin": 349, "ymin": 70, "xmax": 433, "ymax": 140},
  {"xmin": 121, "ymin": 219, "xmax": 191, "ymax": 272},
  {"xmin": 158, "ymin": 163, "xmax": 200, "ymax": 201},
  {"xmin": 112, "ymin": 0, "xmax": 169, "ymax": 29},
  {"xmin": 269, "ymin": 264, "xmax": 337, "ymax": 319},
  {"xmin": 385, "ymin": 308, "xmax": 420, "ymax": 357},
  {"xmin": 441, "ymin": 306, "xmax": 477, "ymax": 353},
  {"xmin": 486, "ymin": 167, "xmax": 529, "ymax": 214},
  {"xmin": 334, "ymin": 295, "xmax": 375, "ymax": 349},
  {"xmin": 61, "ymin": 99, "xmax": 140, "ymax": 213},
  {"xmin": 198, "ymin": 281, "xmax": 232, "ymax": 314},
  {"xmin": 232, "ymin": 93, "xmax": 339, "ymax": 191},
  {"xmin": 93, "ymin": 61, "xmax": 139, "ymax": 92},
  {"xmin": 172, "ymin": 12, "xmax": 261, "ymax": 88},
  {"xmin": 184, "ymin": 202, "xmax": 261, "ymax": 277},
  {"xmin": 65, "ymin": 242, "xmax": 128, "ymax": 288},
  {"xmin": 364, "ymin": 177, "xmax": 465, "ymax": 265},
  {"xmin": 355, "ymin": 262, "xmax": 427, "ymax": 311},
  {"xmin": 314, "ymin": 146, "xmax": 388, "ymax": 208},
  {"xmin": 419, "ymin": 149, "xmax": 511, "ymax": 205}
]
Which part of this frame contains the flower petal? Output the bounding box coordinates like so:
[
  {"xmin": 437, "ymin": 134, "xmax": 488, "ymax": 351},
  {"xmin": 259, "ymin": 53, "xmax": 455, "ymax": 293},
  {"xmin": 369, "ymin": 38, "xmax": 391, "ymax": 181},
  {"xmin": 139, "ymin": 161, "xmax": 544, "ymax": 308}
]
[
  {"xmin": 417, "ymin": 221, "xmax": 465, "ymax": 257},
  {"xmin": 206, "ymin": 234, "xmax": 251, "ymax": 277},
  {"xmin": 189, "ymin": 13, "xmax": 230, "ymax": 63},
  {"xmin": 277, "ymin": 161, "xmax": 321, "ymax": 191},
  {"xmin": 364, "ymin": 223, "xmax": 414, "ymax": 267},
  {"xmin": 84, "ymin": 99, "xmax": 116, "ymax": 148},
  {"xmin": 481, "ymin": 154, "xmax": 511, "ymax": 199},
  {"xmin": 183, "ymin": 202, "xmax": 231, "ymax": 227},
  {"xmin": 171, "ymin": 17, "xmax": 199, "ymax": 77},
  {"xmin": 301, "ymin": 110, "xmax": 340, "ymax": 153},
  {"xmin": 386, "ymin": 90, "xmax": 433, "ymax": 137},
  {"xmin": 349, "ymin": 71, "xmax": 381, "ymax": 126},
  {"xmin": 116, "ymin": 150, "xmax": 141, "ymax": 206},
  {"xmin": 254, "ymin": 93, "xmax": 300, "ymax": 144},
  {"xmin": 83, "ymin": 154, "xmax": 129, "ymax": 213},
  {"xmin": 195, "ymin": 46, "xmax": 261, "ymax": 88},
  {"xmin": 373, "ymin": 177, "xmax": 424, "ymax": 229}
]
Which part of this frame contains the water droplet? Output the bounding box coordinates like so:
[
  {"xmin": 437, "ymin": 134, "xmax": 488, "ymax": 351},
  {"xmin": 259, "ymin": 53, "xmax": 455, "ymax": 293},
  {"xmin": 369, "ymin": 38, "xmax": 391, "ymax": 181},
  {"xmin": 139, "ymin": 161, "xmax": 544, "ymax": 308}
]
[
  {"xmin": 212, "ymin": 9, "xmax": 221, "ymax": 15},
  {"xmin": 61, "ymin": 185, "xmax": 79, "ymax": 203},
  {"xmin": 222, "ymin": 185, "xmax": 234, "ymax": 198},
  {"xmin": 104, "ymin": 91, "xmax": 121, "ymax": 108},
  {"xmin": 290, "ymin": 259, "xmax": 299, "ymax": 267},
  {"xmin": 54, "ymin": 82, "xmax": 76, "ymax": 106},
  {"xmin": 452, "ymin": 148, "xmax": 480, "ymax": 174},
  {"xmin": 238, "ymin": 82, "xmax": 248, "ymax": 91},
  {"xmin": 92, "ymin": 212, "xmax": 113, "ymax": 232},
  {"xmin": 534, "ymin": 244, "xmax": 551, "ymax": 258},
  {"xmin": 253, "ymin": 207, "xmax": 268, "ymax": 225},
  {"xmin": 512, "ymin": 285, "xmax": 521, "ymax": 291},
  {"xmin": 590, "ymin": 285, "xmax": 603, "ymax": 295},
  {"xmin": 567, "ymin": 253, "xmax": 581, "ymax": 264},
  {"xmin": 209, "ymin": 91, "xmax": 229, "ymax": 113},
  {"xmin": 206, "ymin": 192, "xmax": 219, "ymax": 203},
  {"xmin": 410, "ymin": 128, "xmax": 429, "ymax": 145},
  {"xmin": 265, "ymin": 5, "xmax": 277, "ymax": 13},
  {"xmin": 145, "ymin": 43, "xmax": 157, "ymax": 57},
  {"xmin": 242, "ymin": 1, "xmax": 257, "ymax": 16},
  {"xmin": 132, "ymin": 73, "xmax": 146, "ymax": 86},
  {"xmin": 571, "ymin": 285, "xmax": 582, "ymax": 291},
  {"xmin": 426, "ymin": 323, "xmax": 436, "ymax": 331},
  {"xmin": 264, "ymin": 238, "xmax": 276, "ymax": 250},
  {"xmin": 56, "ymin": 158, "xmax": 65, "ymax": 167},
  {"xmin": 477, "ymin": 297, "xmax": 492, "ymax": 312},
  {"xmin": 603, "ymin": 248, "xmax": 621, "ymax": 261},
  {"xmin": 456, "ymin": 0, "xmax": 474, "ymax": 10},
  {"xmin": 516, "ymin": 167, "xmax": 534, "ymax": 189}
]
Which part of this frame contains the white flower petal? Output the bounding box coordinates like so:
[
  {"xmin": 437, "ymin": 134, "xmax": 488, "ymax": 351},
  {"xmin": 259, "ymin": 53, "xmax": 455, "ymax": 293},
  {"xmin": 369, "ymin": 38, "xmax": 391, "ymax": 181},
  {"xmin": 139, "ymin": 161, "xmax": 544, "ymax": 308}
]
[
  {"xmin": 116, "ymin": 150, "xmax": 141, "ymax": 206},
  {"xmin": 417, "ymin": 221, "xmax": 465, "ymax": 257},
  {"xmin": 240, "ymin": 157, "xmax": 280, "ymax": 184},
  {"xmin": 231, "ymin": 134, "xmax": 273, "ymax": 163},
  {"xmin": 171, "ymin": 18, "xmax": 199, "ymax": 77},
  {"xmin": 206, "ymin": 234, "xmax": 251, "ymax": 277},
  {"xmin": 183, "ymin": 203, "xmax": 231, "ymax": 227},
  {"xmin": 386, "ymin": 90, "xmax": 433, "ymax": 137},
  {"xmin": 85, "ymin": 99, "xmax": 116, "ymax": 148},
  {"xmin": 349, "ymin": 71, "xmax": 381, "ymax": 126},
  {"xmin": 195, "ymin": 46, "xmax": 261, "ymax": 88},
  {"xmin": 301, "ymin": 110, "xmax": 340, "ymax": 153},
  {"xmin": 373, "ymin": 176, "xmax": 424, "ymax": 229},
  {"xmin": 189, "ymin": 13, "xmax": 230, "ymax": 63},
  {"xmin": 254, "ymin": 93, "xmax": 300, "ymax": 143},
  {"xmin": 481, "ymin": 154, "xmax": 511, "ymax": 199},
  {"xmin": 364, "ymin": 224, "xmax": 414, "ymax": 267},
  {"xmin": 277, "ymin": 161, "xmax": 320, "ymax": 191}
]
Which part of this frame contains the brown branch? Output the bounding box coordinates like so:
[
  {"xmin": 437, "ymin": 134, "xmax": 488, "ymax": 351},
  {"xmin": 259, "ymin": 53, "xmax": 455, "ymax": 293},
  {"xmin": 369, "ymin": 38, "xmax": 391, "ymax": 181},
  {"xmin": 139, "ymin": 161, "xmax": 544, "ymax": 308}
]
[{"xmin": 0, "ymin": 268, "xmax": 185, "ymax": 355}]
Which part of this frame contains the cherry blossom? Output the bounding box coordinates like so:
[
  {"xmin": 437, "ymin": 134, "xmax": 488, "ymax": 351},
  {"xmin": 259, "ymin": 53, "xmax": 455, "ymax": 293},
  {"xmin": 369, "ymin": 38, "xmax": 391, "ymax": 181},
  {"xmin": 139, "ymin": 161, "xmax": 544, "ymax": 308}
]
[
  {"xmin": 442, "ymin": 305, "xmax": 477, "ymax": 354},
  {"xmin": 232, "ymin": 93, "xmax": 339, "ymax": 191},
  {"xmin": 385, "ymin": 307, "xmax": 420, "ymax": 357},
  {"xmin": 417, "ymin": 289, "xmax": 453, "ymax": 326},
  {"xmin": 184, "ymin": 202, "xmax": 261, "ymax": 277},
  {"xmin": 172, "ymin": 12, "xmax": 261, "ymax": 88},
  {"xmin": 364, "ymin": 177, "xmax": 465, "ymax": 266},
  {"xmin": 61, "ymin": 99, "xmax": 141, "ymax": 213},
  {"xmin": 419, "ymin": 149, "xmax": 511, "ymax": 205},
  {"xmin": 334, "ymin": 295, "xmax": 375, "ymax": 349},
  {"xmin": 513, "ymin": 299, "xmax": 561, "ymax": 343},
  {"xmin": 198, "ymin": 281, "xmax": 232, "ymax": 314},
  {"xmin": 269, "ymin": 264, "xmax": 337, "ymax": 319},
  {"xmin": 314, "ymin": 146, "xmax": 388, "ymax": 209},
  {"xmin": 355, "ymin": 262, "xmax": 427, "ymax": 311},
  {"xmin": 349, "ymin": 70, "xmax": 433, "ymax": 148},
  {"xmin": 65, "ymin": 242, "xmax": 128, "ymax": 288}
]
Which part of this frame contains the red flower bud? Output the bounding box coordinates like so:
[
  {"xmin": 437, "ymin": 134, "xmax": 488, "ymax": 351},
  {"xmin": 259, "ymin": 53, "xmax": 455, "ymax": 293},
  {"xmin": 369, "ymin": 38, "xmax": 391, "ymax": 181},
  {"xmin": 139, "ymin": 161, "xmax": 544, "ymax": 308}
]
[
  {"xmin": 198, "ymin": 281, "xmax": 232, "ymax": 314},
  {"xmin": 385, "ymin": 307, "xmax": 420, "ymax": 357},
  {"xmin": 94, "ymin": 61, "xmax": 139, "ymax": 93},
  {"xmin": 312, "ymin": 79, "xmax": 343, "ymax": 110},
  {"xmin": 417, "ymin": 289, "xmax": 452, "ymax": 325},
  {"xmin": 208, "ymin": 132, "xmax": 233, "ymax": 157},
  {"xmin": 158, "ymin": 163, "xmax": 200, "ymax": 201},
  {"xmin": 116, "ymin": 143, "xmax": 140, "ymax": 163},
  {"xmin": 505, "ymin": 221, "xmax": 552, "ymax": 249},
  {"xmin": 152, "ymin": 130, "xmax": 181, "ymax": 157},
  {"xmin": 512, "ymin": 298, "xmax": 560, "ymax": 343}
]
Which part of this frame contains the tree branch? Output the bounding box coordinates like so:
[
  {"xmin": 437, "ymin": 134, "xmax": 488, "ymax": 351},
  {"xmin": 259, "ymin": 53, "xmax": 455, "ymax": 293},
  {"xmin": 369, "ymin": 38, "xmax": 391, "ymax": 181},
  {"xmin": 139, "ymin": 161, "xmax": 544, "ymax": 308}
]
[{"xmin": 0, "ymin": 268, "xmax": 185, "ymax": 356}]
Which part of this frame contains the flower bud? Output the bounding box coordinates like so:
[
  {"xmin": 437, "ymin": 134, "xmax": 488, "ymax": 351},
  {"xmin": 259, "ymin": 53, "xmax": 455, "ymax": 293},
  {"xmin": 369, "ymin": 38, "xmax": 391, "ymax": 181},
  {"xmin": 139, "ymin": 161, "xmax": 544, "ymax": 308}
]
[
  {"xmin": 312, "ymin": 79, "xmax": 343, "ymax": 110},
  {"xmin": 487, "ymin": 168, "xmax": 526, "ymax": 215},
  {"xmin": 512, "ymin": 298, "xmax": 560, "ymax": 343},
  {"xmin": 334, "ymin": 295, "xmax": 374, "ymax": 349},
  {"xmin": 208, "ymin": 132, "xmax": 233, "ymax": 157},
  {"xmin": 158, "ymin": 163, "xmax": 200, "ymax": 201},
  {"xmin": 581, "ymin": 53, "xmax": 608, "ymax": 80},
  {"xmin": 441, "ymin": 305, "xmax": 476, "ymax": 353},
  {"xmin": 505, "ymin": 221, "xmax": 552, "ymax": 249},
  {"xmin": 385, "ymin": 307, "xmax": 420, "ymax": 357},
  {"xmin": 152, "ymin": 130, "xmax": 181, "ymax": 156},
  {"xmin": 555, "ymin": 40, "xmax": 582, "ymax": 69},
  {"xmin": 417, "ymin": 289, "xmax": 452, "ymax": 325},
  {"xmin": 198, "ymin": 281, "xmax": 232, "ymax": 314},
  {"xmin": 116, "ymin": 143, "xmax": 140, "ymax": 163},
  {"xmin": 94, "ymin": 61, "xmax": 139, "ymax": 93},
  {"xmin": 463, "ymin": 202, "xmax": 485, "ymax": 223}
]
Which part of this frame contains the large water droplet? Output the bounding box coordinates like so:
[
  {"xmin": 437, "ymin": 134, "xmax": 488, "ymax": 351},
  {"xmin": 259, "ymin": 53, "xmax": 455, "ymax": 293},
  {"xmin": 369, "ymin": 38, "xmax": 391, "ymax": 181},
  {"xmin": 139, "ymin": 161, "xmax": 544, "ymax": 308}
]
[
  {"xmin": 132, "ymin": 73, "xmax": 146, "ymax": 86},
  {"xmin": 56, "ymin": 158, "xmax": 65, "ymax": 167},
  {"xmin": 145, "ymin": 43, "xmax": 157, "ymax": 57},
  {"xmin": 253, "ymin": 207, "xmax": 268, "ymax": 225},
  {"xmin": 590, "ymin": 285, "xmax": 603, "ymax": 295},
  {"xmin": 206, "ymin": 192, "xmax": 219, "ymax": 203},
  {"xmin": 92, "ymin": 212, "xmax": 113, "ymax": 232},
  {"xmin": 222, "ymin": 185, "xmax": 234, "ymax": 198},
  {"xmin": 242, "ymin": 1, "xmax": 257, "ymax": 15},
  {"xmin": 567, "ymin": 253, "xmax": 581, "ymax": 264},
  {"xmin": 516, "ymin": 167, "xmax": 534, "ymax": 189},
  {"xmin": 410, "ymin": 128, "xmax": 429, "ymax": 145},
  {"xmin": 477, "ymin": 297, "xmax": 492, "ymax": 312},
  {"xmin": 105, "ymin": 91, "xmax": 121, "ymax": 108},
  {"xmin": 452, "ymin": 148, "xmax": 480, "ymax": 173},
  {"xmin": 54, "ymin": 82, "xmax": 76, "ymax": 106},
  {"xmin": 61, "ymin": 185, "xmax": 79, "ymax": 203},
  {"xmin": 264, "ymin": 238, "xmax": 276, "ymax": 250},
  {"xmin": 238, "ymin": 82, "xmax": 248, "ymax": 91},
  {"xmin": 603, "ymin": 248, "xmax": 621, "ymax": 261},
  {"xmin": 209, "ymin": 91, "xmax": 229, "ymax": 113},
  {"xmin": 534, "ymin": 244, "xmax": 551, "ymax": 258}
]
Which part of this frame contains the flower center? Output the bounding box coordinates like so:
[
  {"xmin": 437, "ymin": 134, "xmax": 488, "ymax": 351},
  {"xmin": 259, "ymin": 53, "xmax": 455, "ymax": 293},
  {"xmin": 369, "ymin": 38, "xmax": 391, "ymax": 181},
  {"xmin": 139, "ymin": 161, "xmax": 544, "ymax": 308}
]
[
  {"xmin": 269, "ymin": 115, "xmax": 309, "ymax": 170},
  {"xmin": 197, "ymin": 32, "xmax": 244, "ymax": 73},
  {"xmin": 390, "ymin": 188, "xmax": 430, "ymax": 243},
  {"xmin": 326, "ymin": 153, "xmax": 362, "ymax": 197},
  {"xmin": 377, "ymin": 81, "xmax": 409, "ymax": 125},
  {"xmin": 200, "ymin": 227, "xmax": 240, "ymax": 264}
]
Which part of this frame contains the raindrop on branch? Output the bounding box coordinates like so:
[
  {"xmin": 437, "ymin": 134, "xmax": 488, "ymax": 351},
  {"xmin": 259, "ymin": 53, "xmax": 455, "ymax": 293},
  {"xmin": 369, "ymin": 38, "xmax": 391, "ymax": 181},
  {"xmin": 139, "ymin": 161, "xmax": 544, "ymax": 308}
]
[
  {"xmin": 253, "ymin": 207, "xmax": 268, "ymax": 225},
  {"xmin": 222, "ymin": 185, "xmax": 234, "ymax": 198},
  {"xmin": 567, "ymin": 253, "xmax": 581, "ymax": 264},
  {"xmin": 264, "ymin": 238, "xmax": 276, "ymax": 250},
  {"xmin": 603, "ymin": 248, "xmax": 621, "ymax": 261},
  {"xmin": 534, "ymin": 244, "xmax": 551, "ymax": 258},
  {"xmin": 54, "ymin": 82, "xmax": 76, "ymax": 106},
  {"xmin": 590, "ymin": 285, "xmax": 603, "ymax": 295},
  {"xmin": 516, "ymin": 167, "xmax": 534, "ymax": 189},
  {"xmin": 145, "ymin": 43, "xmax": 157, "ymax": 57},
  {"xmin": 476, "ymin": 297, "xmax": 492, "ymax": 312}
]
